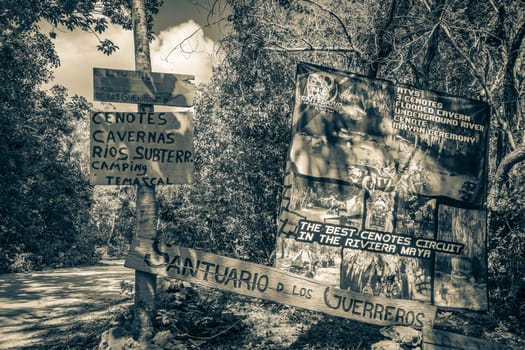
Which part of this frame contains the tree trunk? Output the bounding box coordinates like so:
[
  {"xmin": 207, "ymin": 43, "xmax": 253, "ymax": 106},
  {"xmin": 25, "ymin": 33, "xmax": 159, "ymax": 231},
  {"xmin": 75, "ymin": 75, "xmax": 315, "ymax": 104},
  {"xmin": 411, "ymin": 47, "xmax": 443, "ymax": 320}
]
[
  {"xmin": 131, "ymin": 0, "xmax": 157, "ymax": 342},
  {"xmin": 488, "ymin": 145, "xmax": 525, "ymax": 210}
]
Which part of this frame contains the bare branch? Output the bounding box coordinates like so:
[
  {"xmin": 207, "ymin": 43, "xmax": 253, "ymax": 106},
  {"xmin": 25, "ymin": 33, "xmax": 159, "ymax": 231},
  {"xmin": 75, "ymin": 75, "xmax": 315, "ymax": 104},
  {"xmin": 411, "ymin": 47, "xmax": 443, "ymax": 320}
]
[
  {"xmin": 162, "ymin": 16, "xmax": 227, "ymax": 61},
  {"xmin": 300, "ymin": 0, "xmax": 365, "ymax": 61},
  {"xmin": 503, "ymin": 20, "xmax": 525, "ymax": 127},
  {"xmin": 488, "ymin": 145, "xmax": 525, "ymax": 210},
  {"xmin": 440, "ymin": 22, "xmax": 490, "ymax": 98},
  {"xmin": 263, "ymin": 46, "xmax": 364, "ymax": 54},
  {"xmin": 438, "ymin": 17, "xmax": 522, "ymax": 162}
]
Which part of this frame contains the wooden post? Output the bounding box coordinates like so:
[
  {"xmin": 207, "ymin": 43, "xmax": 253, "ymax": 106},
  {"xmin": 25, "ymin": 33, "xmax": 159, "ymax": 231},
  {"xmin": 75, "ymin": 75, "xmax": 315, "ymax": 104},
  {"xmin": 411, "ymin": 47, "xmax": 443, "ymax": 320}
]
[{"xmin": 131, "ymin": 0, "xmax": 157, "ymax": 341}]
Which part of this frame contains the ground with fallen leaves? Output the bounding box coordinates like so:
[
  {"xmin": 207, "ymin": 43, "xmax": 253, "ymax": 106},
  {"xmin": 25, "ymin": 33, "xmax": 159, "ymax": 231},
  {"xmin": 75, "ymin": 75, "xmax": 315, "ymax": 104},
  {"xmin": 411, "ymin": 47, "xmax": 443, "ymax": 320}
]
[
  {"xmin": 102, "ymin": 282, "xmax": 386, "ymax": 350},
  {"xmin": 1, "ymin": 262, "xmax": 523, "ymax": 349},
  {"xmin": 100, "ymin": 281, "xmax": 524, "ymax": 350}
]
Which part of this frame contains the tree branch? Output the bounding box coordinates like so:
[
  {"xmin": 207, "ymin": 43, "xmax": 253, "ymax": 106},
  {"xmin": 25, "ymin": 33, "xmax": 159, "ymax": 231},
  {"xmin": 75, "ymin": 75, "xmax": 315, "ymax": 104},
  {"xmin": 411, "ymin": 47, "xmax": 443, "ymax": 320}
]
[
  {"xmin": 502, "ymin": 19, "xmax": 525, "ymax": 132},
  {"xmin": 440, "ymin": 21, "xmax": 489, "ymax": 96},
  {"xmin": 437, "ymin": 20, "xmax": 518, "ymax": 153},
  {"xmin": 163, "ymin": 16, "xmax": 227, "ymax": 61},
  {"xmin": 263, "ymin": 46, "xmax": 363, "ymax": 54},
  {"xmin": 420, "ymin": 0, "xmax": 444, "ymax": 88},
  {"xmin": 300, "ymin": 0, "xmax": 364, "ymax": 61},
  {"xmin": 488, "ymin": 145, "xmax": 525, "ymax": 210}
]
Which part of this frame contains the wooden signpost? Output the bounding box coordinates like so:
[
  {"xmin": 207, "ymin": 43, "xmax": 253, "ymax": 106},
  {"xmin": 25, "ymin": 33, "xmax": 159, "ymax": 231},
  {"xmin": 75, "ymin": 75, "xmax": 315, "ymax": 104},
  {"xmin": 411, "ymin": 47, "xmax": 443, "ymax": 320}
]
[
  {"xmin": 130, "ymin": 0, "xmax": 158, "ymax": 341},
  {"xmin": 125, "ymin": 241, "xmax": 437, "ymax": 329},
  {"xmin": 89, "ymin": 0, "xmax": 196, "ymax": 341}
]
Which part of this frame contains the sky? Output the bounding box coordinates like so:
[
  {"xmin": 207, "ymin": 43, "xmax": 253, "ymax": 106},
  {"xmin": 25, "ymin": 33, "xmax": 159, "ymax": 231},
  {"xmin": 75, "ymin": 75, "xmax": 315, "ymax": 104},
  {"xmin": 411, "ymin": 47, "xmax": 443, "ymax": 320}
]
[{"xmin": 44, "ymin": 0, "xmax": 230, "ymax": 110}]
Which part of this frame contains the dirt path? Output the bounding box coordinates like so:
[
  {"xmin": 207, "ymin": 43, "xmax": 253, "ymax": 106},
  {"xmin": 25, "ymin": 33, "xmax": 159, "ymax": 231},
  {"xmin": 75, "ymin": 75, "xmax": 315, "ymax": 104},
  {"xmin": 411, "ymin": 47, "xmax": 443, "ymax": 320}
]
[{"xmin": 0, "ymin": 260, "xmax": 135, "ymax": 349}]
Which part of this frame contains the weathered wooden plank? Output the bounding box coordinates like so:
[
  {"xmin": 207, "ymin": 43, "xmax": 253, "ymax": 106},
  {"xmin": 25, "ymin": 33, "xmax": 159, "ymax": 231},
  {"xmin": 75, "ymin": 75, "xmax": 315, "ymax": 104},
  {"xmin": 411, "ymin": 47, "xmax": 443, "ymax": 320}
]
[
  {"xmin": 89, "ymin": 111, "xmax": 194, "ymax": 185},
  {"xmin": 423, "ymin": 328, "xmax": 514, "ymax": 350},
  {"xmin": 93, "ymin": 68, "xmax": 195, "ymax": 107},
  {"xmin": 125, "ymin": 241, "xmax": 436, "ymax": 328}
]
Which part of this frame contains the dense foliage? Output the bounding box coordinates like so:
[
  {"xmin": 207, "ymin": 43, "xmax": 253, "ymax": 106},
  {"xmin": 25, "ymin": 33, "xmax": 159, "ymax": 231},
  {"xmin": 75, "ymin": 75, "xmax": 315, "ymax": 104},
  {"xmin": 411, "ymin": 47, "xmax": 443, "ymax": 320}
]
[
  {"xmin": 157, "ymin": 18, "xmax": 293, "ymax": 262},
  {"xmin": 0, "ymin": 9, "xmax": 86, "ymax": 270},
  {"xmin": 154, "ymin": 0, "xmax": 524, "ymax": 345},
  {"xmin": 0, "ymin": 0, "xmax": 163, "ymax": 272}
]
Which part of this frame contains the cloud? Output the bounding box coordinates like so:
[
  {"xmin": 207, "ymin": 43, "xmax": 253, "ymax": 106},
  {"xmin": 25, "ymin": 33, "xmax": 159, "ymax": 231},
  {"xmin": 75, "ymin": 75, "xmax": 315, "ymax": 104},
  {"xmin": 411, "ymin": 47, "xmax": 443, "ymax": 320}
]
[
  {"xmin": 47, "ymin": 20, "xmax": 215, "ymax": 108},
  {"xmin": 151, "ymin": 20, "xmax": 216, "ymax": 84}
]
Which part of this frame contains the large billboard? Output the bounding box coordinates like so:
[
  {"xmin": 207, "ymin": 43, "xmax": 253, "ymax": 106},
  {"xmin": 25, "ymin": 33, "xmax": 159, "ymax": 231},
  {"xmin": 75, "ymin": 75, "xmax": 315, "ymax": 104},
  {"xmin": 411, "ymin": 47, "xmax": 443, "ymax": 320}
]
[{"xmin": 276, "ymin": 63, "xmax": 490, "ymax": 311}]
